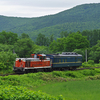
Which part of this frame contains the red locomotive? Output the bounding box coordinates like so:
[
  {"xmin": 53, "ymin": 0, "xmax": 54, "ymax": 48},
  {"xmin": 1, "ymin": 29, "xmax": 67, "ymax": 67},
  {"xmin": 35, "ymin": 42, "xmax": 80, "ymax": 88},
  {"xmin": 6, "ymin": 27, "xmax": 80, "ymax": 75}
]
[{"xmin": 13, "ymin": 54, "xmax": 51, "ymax": 72}]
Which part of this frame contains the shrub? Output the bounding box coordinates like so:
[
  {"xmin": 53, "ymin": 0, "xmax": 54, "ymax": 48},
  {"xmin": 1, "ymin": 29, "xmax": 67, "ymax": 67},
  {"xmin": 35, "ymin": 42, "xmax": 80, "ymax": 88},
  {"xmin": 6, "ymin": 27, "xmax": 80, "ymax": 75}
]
[
  {"xmin": 80, "ymin": 69, "xmax": 96, "ymax": 76},
  {"xmin": 88, "ymin": 60, "xmax": 94, "ymax": 65},
  {"xmin": 82, "ymin": 62, "xmax": 91, "ymax": 67},
  {"xmin": 0, "ymin": 51, "xmax": 16, "ymax": 71},
  {"xmin": 52, "ymin": 71, "xmax": 66, "ymax": 78},
  {"xmin": 0, "ymin": 86, "xmax": 64, "ymax": 100},
  {"xmin": 0, "ymin": 62, "xmax": 6, "ymax": 70},
  {"xmin": 65, "ymin": 71, "xmax": 84, "ymax": 78}
]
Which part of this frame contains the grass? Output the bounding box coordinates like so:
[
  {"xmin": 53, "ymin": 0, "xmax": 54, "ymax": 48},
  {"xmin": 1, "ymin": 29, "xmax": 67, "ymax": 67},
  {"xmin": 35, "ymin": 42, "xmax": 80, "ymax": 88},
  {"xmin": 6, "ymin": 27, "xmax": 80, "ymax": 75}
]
[
  {"xmin": 0, "ymin": 69, "xmax": 14, "ymax": 74},
  {"xmin": 33, "ymin": 80, "xmax": 100, "ymax": 100},
  {"xmin": 1, "ymin": 69, "xmax": 100, "ymax": 99}
]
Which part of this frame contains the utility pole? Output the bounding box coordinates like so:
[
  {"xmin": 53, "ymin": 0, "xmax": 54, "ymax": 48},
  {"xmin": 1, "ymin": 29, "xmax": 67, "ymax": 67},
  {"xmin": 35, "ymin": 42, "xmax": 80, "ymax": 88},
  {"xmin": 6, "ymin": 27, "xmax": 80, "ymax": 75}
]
[{"xmin": 85, "ymin": 49, "xmax": 87, "ymax": 63}]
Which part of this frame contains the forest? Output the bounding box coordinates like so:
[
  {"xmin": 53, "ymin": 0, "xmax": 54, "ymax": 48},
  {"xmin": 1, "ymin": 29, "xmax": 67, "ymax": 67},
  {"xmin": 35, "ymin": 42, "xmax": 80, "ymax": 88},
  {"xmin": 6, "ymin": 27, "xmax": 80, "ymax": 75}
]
[
  {"xmin": 0, "ymin": 29, "xmax": 100, "ymax": 73},
  {"xmin": 0, "ymin": 3, "xmax": 100, "ymax": 41}
]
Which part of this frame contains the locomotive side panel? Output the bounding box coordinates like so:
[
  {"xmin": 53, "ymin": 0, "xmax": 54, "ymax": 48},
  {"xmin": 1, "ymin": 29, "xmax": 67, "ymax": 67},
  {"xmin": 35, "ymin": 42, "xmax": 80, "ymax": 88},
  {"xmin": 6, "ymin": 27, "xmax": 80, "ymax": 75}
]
[{"xmin": 13, "ymin": 55, "xmax": 51, "ymax": 72}]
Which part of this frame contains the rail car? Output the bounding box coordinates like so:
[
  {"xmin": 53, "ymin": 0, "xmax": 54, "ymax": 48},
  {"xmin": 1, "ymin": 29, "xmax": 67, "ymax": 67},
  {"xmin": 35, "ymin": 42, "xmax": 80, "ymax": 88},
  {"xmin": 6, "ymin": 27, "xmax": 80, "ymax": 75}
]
[
  {"xmin": 13, "ymin": 52, "xmax": 82, "ymax": 72},
  {"xmin": 46, "ymin": 52, "xmax": 82, "ymax": 70}
]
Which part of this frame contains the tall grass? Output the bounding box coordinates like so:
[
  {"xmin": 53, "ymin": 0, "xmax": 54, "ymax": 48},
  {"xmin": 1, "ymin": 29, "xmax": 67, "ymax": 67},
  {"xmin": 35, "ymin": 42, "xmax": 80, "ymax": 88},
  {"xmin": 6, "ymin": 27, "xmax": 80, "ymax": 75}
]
[{"xmin": 33, "ymin": 80, "xmax": 100, "ymax": 100}]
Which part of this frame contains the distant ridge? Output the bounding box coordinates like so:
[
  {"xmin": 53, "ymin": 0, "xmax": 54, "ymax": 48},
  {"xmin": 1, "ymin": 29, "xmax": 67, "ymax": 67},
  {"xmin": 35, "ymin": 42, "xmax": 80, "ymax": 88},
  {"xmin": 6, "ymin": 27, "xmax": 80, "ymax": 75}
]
[{"xmin": 0, "ymin": 3, "xmax": 100, "ymax": 40}]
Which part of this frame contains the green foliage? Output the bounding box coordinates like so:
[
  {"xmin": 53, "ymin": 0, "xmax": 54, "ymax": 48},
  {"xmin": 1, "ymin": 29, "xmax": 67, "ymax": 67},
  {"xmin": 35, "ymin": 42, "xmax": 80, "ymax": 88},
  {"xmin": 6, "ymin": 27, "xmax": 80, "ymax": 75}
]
[
  {"xmin": 0, "ymin": 31, "xmax": 18, "ymax": 45},
  {"xmin": 14, "ymin": 38, "xmax": 34, "ymax": 57},
  {"xmin": 73, "ymin": 49, "xmax": 86, "ymax": 62},
  {"xmin": 52, "ymin": 69, "xmax": 99, "ymax": 79},
  {"xmin": 36, "ymin": 33, "xmax": 53, "ymax": 46},
  {"xmin": 0, "ymin": 51, "xmax": 16, "ymax": 70},
  {"xmin": 33, "ymin": 45, "xmax": 51, "ymax": 54},
  {"xmin": 1, "ymin": 69, "xmax": 100, "ymax": 100},
  {"xmin": 64, "ymin": 32, "xmax": 89, "ymax": 51},
  {"xmin": 0, "ymin": 86, "xmax": 64, "ymax": 100},
  {"xmin": 0, "ymin": 44, "xmax": 14, "ymax": 52},
  {"xmin": 82, "ymin": 62, "xmax": 91, "ymax": 68},
  {"xmin": 89, "ymin": 40, "xmax": 100, "ymax": 63},
  {"xmin": 0, "ymin": 62, "xmax": 6, "ymax": 70},
  {"xmin": 82, "ymin": 29, "xmax": 100, "ymax": 47},
  {"xmin": 60, "ymin": 31, "xmax": 69, "ymax": 38},
  {"xmin": 80, "ymin": 69, "xmax": 96, "ymax": 76},
  {"xmin": 19, "ymin": 33, "xmax": 30, "ymax": 39},
  {"xmin": 50, "ymin": 32, "xmax": 89, "ymax": 52},
  {"xmin": 88, "ymin": 60, "xmax": 94, "ymax": 65}
]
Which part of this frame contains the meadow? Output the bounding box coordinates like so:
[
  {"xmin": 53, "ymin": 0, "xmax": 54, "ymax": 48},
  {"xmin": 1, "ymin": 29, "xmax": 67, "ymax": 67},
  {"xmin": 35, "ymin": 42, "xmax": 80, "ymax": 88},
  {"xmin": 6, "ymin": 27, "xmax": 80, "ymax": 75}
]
[
  {"xmin": 0, "ymin": 68, "xmax": 100, "ymax": 100},
  {"xmin": 33, "ymin": 80, "xmax": 100, "ymax": 100}
]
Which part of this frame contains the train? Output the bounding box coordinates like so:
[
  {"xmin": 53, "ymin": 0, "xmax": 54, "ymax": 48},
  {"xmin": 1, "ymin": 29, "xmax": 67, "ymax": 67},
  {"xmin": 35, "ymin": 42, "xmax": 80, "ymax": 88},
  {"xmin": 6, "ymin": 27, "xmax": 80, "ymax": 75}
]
[{"xmin": 13, "ymin": 52, "xmax": 82, "ymax": 73}]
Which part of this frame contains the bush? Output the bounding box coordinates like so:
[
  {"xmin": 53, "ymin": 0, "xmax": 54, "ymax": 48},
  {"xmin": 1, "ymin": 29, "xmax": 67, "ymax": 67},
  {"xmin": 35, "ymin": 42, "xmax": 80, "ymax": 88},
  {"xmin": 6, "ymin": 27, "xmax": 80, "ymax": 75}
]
[
  {"xmin": 82, "ymin": 62, "xmax": 91, "ymax": 67},
  {"xmin": 0, "ymin": 51, "xmax": 16, "ymax": 71},
  {"xmin": 0, "ymin": 86, "xmax": 64, "ymax": 100},
  {"xmin": 65, "ymin": 71, "xmax": 84, "ymax": 78},
  {"xmin": 0, "ymin": 62, "xmax": 6, "ymax": 70},
  {"xmin": 88, "ymin": 60, "xmax": 94, "ymax": 65},
  {"xmin": 80, "ymin": 69, "xmax": 96, "ymax": 76},
  {"xmin": 52, "ymin": 71, "xmax": 65, "ymax": 77}
]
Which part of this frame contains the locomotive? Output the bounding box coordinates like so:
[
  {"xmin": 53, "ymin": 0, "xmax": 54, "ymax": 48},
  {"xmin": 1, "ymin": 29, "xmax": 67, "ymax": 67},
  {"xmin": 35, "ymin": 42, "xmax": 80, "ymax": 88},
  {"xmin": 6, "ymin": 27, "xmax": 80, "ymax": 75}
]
[{"xmin": 13, "ymin": 52, "xmax": 82, "ymax": 73}]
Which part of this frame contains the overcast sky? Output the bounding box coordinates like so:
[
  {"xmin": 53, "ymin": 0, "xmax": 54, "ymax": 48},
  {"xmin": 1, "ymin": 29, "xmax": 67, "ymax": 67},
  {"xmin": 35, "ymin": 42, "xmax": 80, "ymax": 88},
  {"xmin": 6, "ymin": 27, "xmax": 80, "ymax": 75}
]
[{"xmin": 0, "ymin": 0, "xmax": 100, "ymax": 18}]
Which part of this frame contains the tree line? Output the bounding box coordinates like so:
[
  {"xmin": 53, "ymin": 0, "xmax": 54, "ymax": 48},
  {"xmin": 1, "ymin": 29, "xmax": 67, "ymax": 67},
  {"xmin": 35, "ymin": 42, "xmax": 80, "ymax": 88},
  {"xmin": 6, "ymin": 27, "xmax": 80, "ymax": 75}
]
[{"xmin": 0, "ymin": 29, "xmax": 100, "ymax": 71}]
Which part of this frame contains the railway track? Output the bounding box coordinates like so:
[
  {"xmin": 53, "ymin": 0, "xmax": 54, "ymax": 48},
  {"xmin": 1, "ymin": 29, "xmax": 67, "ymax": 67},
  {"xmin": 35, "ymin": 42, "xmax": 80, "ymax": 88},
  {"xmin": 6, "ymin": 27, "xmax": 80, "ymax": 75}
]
[
  {"xmin": 0, "ymin": 67, "xmax": 100, "ymax": 76},
  {"xmin": 0, "ymin": 73, "xmax": 23, "ymax": 76},
  {"xmin": 76, "ymin": 67, "xmax": 100, "ymax": 70}
]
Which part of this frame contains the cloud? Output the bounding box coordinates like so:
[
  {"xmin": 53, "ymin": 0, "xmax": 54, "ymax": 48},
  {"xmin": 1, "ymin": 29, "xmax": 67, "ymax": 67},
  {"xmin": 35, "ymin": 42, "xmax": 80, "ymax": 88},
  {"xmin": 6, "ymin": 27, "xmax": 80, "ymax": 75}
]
[{"xmin": 0, "ymin": 0, "xmax": 100, "ymax": 17}]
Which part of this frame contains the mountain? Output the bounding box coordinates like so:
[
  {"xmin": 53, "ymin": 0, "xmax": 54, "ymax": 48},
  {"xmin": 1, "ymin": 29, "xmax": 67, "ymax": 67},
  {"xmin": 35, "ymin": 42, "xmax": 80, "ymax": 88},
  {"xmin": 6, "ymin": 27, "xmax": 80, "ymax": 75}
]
[{"xmin": 0, "ymin": 3, "xmax": 100, "ymax": 40}]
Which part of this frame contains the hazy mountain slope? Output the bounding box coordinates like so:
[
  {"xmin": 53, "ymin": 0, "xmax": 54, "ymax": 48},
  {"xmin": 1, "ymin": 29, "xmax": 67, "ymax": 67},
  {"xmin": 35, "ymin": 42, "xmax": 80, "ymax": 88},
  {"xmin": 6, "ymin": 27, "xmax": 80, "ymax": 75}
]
[{"xmin": 0, "ymin": 3, "xmax": 100, "ymax": 40}]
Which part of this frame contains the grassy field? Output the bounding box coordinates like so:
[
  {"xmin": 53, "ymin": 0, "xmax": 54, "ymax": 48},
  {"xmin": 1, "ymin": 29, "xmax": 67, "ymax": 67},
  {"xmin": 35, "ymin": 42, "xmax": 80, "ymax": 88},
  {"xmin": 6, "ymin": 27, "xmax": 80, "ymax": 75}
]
[
  {"xmin": 33, "ymin": 80, "xmax": 100, "ymax": 100},
  {"xmin": 1, "ymin": 69, "xmax": 100, "ymax": 99}
]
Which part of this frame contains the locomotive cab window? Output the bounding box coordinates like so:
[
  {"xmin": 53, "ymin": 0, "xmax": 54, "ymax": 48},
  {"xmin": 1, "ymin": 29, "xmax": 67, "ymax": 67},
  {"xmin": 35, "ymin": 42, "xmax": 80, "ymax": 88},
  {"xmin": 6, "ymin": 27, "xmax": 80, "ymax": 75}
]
[
  {"xmin": 40, "ymin": 56, "xmax": 42, "ymax": 60},
  {"xmin": 43, "ymin": 56, "xmax": 46, "ymax": 60},
  {"xmin": 40, "ymin": 56, "xmax": 46, "ymax": 60}
]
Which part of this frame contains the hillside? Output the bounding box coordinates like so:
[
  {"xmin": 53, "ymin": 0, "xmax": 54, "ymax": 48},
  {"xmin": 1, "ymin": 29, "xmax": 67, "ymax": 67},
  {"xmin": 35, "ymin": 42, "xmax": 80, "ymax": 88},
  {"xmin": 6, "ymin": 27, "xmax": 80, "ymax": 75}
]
[{"xmin": 0, "ymin": 3, "xmax": 100, "ymax": 40}]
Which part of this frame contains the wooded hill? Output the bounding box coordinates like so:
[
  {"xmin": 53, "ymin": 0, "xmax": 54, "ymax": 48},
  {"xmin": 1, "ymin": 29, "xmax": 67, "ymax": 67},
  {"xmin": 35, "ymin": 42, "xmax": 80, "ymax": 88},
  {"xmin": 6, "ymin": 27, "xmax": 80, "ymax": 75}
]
[{"xmin": 0, "ymin": 3, "xmax": 100, "ymax": 40}]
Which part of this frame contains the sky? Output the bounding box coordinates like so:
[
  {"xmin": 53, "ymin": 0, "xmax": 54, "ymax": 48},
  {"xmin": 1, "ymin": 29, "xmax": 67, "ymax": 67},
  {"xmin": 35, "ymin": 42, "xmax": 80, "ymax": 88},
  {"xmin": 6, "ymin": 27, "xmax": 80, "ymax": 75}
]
[{"xmin": 0, "ymin": 0, "xmax": 100, "ymax": 18}]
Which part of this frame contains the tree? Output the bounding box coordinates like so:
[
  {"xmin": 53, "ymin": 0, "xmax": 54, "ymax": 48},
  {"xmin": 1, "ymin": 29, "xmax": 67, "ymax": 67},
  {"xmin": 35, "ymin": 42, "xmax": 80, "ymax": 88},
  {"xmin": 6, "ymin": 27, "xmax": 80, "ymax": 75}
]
[
  {"xmin": 19, "ymin": 33, "xmax": 30, "ymax": 39},
  {"xmin": 0, "ymin": 51, "xmax": 17, "ymax": 70},
  {"xmin": 82, "ymin": 29, "xmax": 100, "ymax": 47},
  {"xmin": 50, "ymin": 34, "xmax": 54, "ymax": 44},
  {"xmin": 36, "ymin": 33, "xmax": 50, "ymax": 46},
  {"xmin": 33, "ymin": 45, "xmax": 50, "ymax": 54},
  {"xmin": 0, "ymin": 44, "xmax": 14, "ymax": 52},
  {"xmin": 0, "ymin": 31, "xmax": 18, "ymax": 45},
  {"xmin": 49, "ymin": 40, "xmax": 58, "ymax": 53},
  {"xmin": 89, "ymin": 40, "xmax": 100, "ymax": 63},
  {"xmin": 14, "ymin": 38, "xmax": 34, "ymax": 57},
  {"xmin": 49, "ymin": 32, "xmax": 89, "ymax": 53},
  {"xmin": 64, "ymin": 32, "xmax": 89, "ymax": 51},
  {"xmin": 60, "ymin": 31, "xmax": 69, "ymax": 38},
  {"xmin": 73, "ymin": 49, "xmax": 88, "ymax": 62}
]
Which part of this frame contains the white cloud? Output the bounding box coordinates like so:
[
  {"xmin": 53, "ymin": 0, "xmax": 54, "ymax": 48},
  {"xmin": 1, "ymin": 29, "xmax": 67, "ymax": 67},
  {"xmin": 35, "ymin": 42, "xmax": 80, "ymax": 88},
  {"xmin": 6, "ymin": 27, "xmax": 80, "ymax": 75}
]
[{"xmin": 0, "ymin": 0, "xmax": 100, "ymax": 17}]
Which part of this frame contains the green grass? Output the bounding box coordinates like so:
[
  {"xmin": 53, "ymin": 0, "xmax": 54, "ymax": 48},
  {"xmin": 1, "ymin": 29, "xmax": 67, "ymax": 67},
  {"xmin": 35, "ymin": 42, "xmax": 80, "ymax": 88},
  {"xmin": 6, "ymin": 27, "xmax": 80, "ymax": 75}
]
[
  {"xmin": 0, "ymin": 69, "xmax": 14, "ymax": 74},
  {"xmin": 1, "ymin": 69, "xmax": 100, "ymax": 99},
  {"xmin": 33, "ymin": 80, "xmax": 100, "ymax": 100}
]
